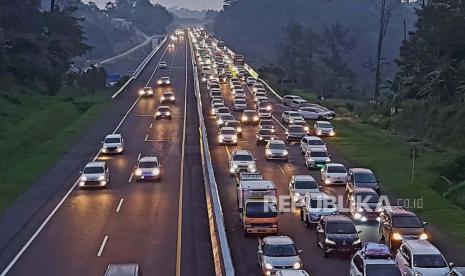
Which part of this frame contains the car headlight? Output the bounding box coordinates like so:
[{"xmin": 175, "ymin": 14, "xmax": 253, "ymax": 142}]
[
  {"xmin": 325, "ymin": 238, "xmax": 336, "ymax": 245},
  {"xmin": 211, "ymin": 109, "xmax": 216, "ymax": 115},
  {"xmin": 218, "ymin": 119, "xmax": 223, "ymax": 125},
  {"xmin": 166, "ymin": 111, "xmax": 171, "ymax": 116},
  {"xmin": 266, "ymin": 149, "xmax": 272, "ymax": 155},
  {"xmin": 156, "ymin": 111, "xmax": 161, "ymax": 116},
  {"xmin": 264, "ymin": 263, "xmax": 273, "ymax": 270},
  {"xmin": 258, "ymin": 136, "xmax": 263, "ymax": 140},
  {"xmin": 316, "ymin": 130, "xmax": 322, "ymax": 135},
  {"xmin": 357, "ymin": 207, "xmax": 364, "ymax": 213},
  {"xmin": 266, "ymin": 106, "xmax": 272, "ymax": 111},
  {"xmin": 248, "ymin": 164, "xmax": 255, "ymax": 169},
  {"xmin": 293, "ymin": 262, "xmax": 301, "ymax": 269},
  {"xmin": 419, "ymin": 233, "xmax": 428, "ymax": 240},
  {"xmin": 253, "ymin": 116, "xmax": 259, "ymax": 121},
  {"xmin": 329, "ymin": 130, "xmax": 335, "ymax": 136},
  {"xmin": 283, "ymin": 150, "xmax": 288, "ymax": 156},
  {"xmin": 242, "ymin": 116, "xmax": 247, "ymax": 121},
  {"xmin": 324, "ymin": 179, "xmax": 331, "ymax": 184},
  {"xmin": 139, "ymin": 90, "xmax": 145, "ymax": 95},
  {"xmin": 232, "ymin": 135, "xmax": 238, "ymax": 140},
  {"xmin": 98, "ymin": 175, "xmax": 105, "ymax": 181},
  {"xmin": 157, "ymin": 80, "xmax": 162, "ymax": 85},
  {"xmin": 352, "ymin": 238, "xmax": 361, "ymax": 245},
  {"xmin": 354, "ymin": 212, "xmax": 362, "ymax": 220},
  {"xmin": 153, "ymin": 168, "xmax": 160, "ymax": 175},
  {"xmin": 233, "ymin": 164, "xmax": 238, "ymax": 168},
  {"xmin": 237, "ymin": 127, "xmax": 242, "ymax": 133},
  {"xmin": 135, "ymin": 169, "xmax": 142, "ymax": 176},
  {"xmin": 171, "ymin": 96, "xmax": 175, "ymax": 100},
  {"xmin": 81, "ymin": 175, "xmax": 87, "ymax": 181},
  {"xmin": 304, "ymin": 127, "xmax": 309, "ymax": 132},
  {"xmin": 393, "ymin": 233, "xmax": 403, "ymax": 240},
  {"xmin": 161, "ymin": 96, "xmax": 165, "ymax": 101},
  {"xmin": 218, "ymin": 135, "xmax": 224, "ymax": 141}
]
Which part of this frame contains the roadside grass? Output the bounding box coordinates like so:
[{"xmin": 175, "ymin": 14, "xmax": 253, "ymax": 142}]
[
  {"xmin": 0, "ymin": 89, "xmax": 109, "ymax": 212},
  {"xmin": 329, "ymin": 119, "xmax": 465, "ymax": 245}
]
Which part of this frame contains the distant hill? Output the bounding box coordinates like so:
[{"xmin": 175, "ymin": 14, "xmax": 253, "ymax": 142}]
[{"xmin": 168, "ymin": 7, "xmax": 205, "ymax": 19}]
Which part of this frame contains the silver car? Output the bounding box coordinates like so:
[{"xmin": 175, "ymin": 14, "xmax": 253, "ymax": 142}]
[
  {"xmin": 265, "ymin": 139, "xmax": 288, "ymax": 161},
  {"xmin": 79, "ymin": 162, "xmax": 109, "ymax": 188},
  {"xmin": 300, "ymin": 192, "xmax": 338, "ymax": 227},
  {"xmin": 258, "ymin": 236, "xmax": 303, "ymax": 275}
]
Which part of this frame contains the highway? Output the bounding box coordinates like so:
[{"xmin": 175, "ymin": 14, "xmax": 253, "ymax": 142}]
[{"xmin": 0, "ymin": 34, "xmax": 213, "ymax": 276}]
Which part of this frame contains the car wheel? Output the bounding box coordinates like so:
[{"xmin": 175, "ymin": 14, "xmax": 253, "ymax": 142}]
[
  {"xmin": 305, "ymin": 216, "xmax": 310, "ymax": 228},
  {"xmin": 300, "ymin": 209, "xmax": 304, "ymax": 221},
  {"xmin": 323, "ymin": 245, "xmax": 329, "ymax": 258}
]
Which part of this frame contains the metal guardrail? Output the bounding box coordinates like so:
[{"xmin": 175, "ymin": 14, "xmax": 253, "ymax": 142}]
[
  {"xmin": 111, "ymin": 36, "xmax": 168, "ymax": 99},
  {"xmin": 189, "ymin": 34, "xmax": 235, "ymax": 276}
]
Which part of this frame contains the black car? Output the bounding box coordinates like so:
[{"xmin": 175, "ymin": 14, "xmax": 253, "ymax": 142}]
[
  {"xmin": 347, "ymin": 168, "xmax": 380, "ymax": 194},
  {"xmin": 316, "ymin": 215, "xmax": 361, "ymax": 257},
  {"xmin": 286, "ymin": 125, "xmax": 308, "ymax": 141},
  {"xmin": 256, "ymin": 129, "xmax": 276, "ymax": 145},
  {"xmin": 379, "ymin": 206, "xmax": 428, "ymax": 249}
]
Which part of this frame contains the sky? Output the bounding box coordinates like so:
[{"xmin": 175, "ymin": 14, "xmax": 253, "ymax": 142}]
[{"xmin": 84, "ymin": 0, "xmax": 224, "ymax": 10}]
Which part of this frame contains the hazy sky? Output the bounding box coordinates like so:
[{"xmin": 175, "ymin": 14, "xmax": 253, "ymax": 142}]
[{"xmin": 84, "ymin": 0, "xmax": 223, "ymax": 10}]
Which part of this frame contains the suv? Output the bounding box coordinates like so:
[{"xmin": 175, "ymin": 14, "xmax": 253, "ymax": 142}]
[
  {"xmin": 79, "ymin": 162, "xmax": 109, "ymax": 188},
  {"xmin": 282, "ymin": 111, "xmax": 304, "ymax": 125},
  {"xmin": 350, "ymin": 243, "xmax": 401, "ymax": 276},
  {"xmin": 348, "ymin": 187, "xmax": 381, "ymax": 223},
  {"xmin": 300, "ymin": 192, "xmax": 338, "ymax": 227},
  {"xmin": 395, "ymin": 240, "xmax": 452, "ymax": 276},
  {"xmin": 229, "ymin": 149, "xmax": 256, "ymax": 174},
  {"xmin": 258, "ymin": 236, "xmax": 303, "ymax": 275},
  {"xmin": 134, "ymin": 156, "xmax": 161, "ymax": 181},
  {"xmin": 379, "ymin": 206, "xmax": 428, "ymax": 249},
  {"xmin": 316, "ymin": 215, "xmax": 361, "ymax": 257},
  {"xmin": 218, "ymin": 127, "xmax": 238, "ymax": 145},
  {"xmin": 282, "ymin": 95, "xmax": 303, "ymax": 106},
  {"xmin": 305, "ymin": 148, "xmax": 331, "ymax": 169},
  {"xmin": 300, "ymin": 136, "xmax": 326, "ymax": 153},
  {"xmin": 101, "ymin": 134, "xmax": 124, "ymax": 154},
  {"xmin": 314, "ymin": 121, "xmax": 335, "ymax": 136},
  {"xmin": 347, "ymin": 168, "xmax": 380, "ymax": 194}
]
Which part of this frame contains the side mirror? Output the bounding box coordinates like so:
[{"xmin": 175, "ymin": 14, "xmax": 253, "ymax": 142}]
[
  {"xmin": 449, "ymin": 262, "xmax": 454, "ymax": 268},
  {"xmin": 317, "ymin": 228, "xmax": 324, "ymax": 233},
  {"xmin": 298, "ymin": 249, "xmax": 303, "ymax": 254},
  {"xmin": 423, "ymin": 221, "xmax": 428, "ymax": 226},
  {"xmin": 258, "ymin": 250, "xmax": 263, "ymax": 255},
  {"xmin": 100, "ymin": 141, "xmax": 104, "ymax": 144},
  {"xmin": 287, "ymin": 147, "xmax": 289, "ymax": 150},
  {"xmin": 357, "ymin": 230, "xmax": 362, "ymax": 234},
  {"xmin": 329, "ymin": 154, "xmax": 332, "ymax": 157},
  {"xmin": 78, "ymin": 171, "xmax": 82, "ymax": 174},
  {"xmin": 377, "ymin": 179, "xmax": 381, "ymax": 183}
]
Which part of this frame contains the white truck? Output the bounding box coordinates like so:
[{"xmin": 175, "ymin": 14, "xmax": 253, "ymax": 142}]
[{"xmin": 237, "ymin": 173, "xmax": 279, "ymax": 236}]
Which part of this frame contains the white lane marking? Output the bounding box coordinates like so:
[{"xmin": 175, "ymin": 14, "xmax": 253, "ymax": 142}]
[
  {"xmin": 116, "ymin": 199, "xmax": 124, "ymax": 213},
  {"xmin": 149, "ymin": 123, "xmax": 153, "ymax": 129},
  {"xmin": 144, "ymin": 134, "xmax": 148, "ymax": 141},
  {"xmin": 0, "ymin": 38, "xmax": 172, "ymax": 276},
  {"xmin": 225, "ymin": 146, "xmax": 231, "ymax": 159},
  {"xmin": 145, "ymin": 46, "xmax": 170, "ymax": 86},
  {"xmin": 278, "ymin": 165, "xmax": 286, "ymax": 175},
  {"xmin": 137, "ymin": 153, "xmax": 141, "ymax": 161},
  {"xmin": 128, "ymin": 173, "xmax": 134, "ymax": 183},
  {"xmin": 97, "ymin": 236, "xmax": 109, "ymax": 257},
  {"xmin": 175, "ymin": 35, "xmax": 188, "ymax": 276}
]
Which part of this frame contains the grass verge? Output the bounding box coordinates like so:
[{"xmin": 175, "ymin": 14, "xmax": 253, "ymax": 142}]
[
  {"xmin": 0, "ymin": 89, "xmax": 109, "ymax": 212},
  {"xmin": 329, "ymin": 119, "xmax": 465, "ymax": 245}
]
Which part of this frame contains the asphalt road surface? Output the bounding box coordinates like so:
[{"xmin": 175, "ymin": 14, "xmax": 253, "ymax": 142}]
[{"xmin": 0, "ymin": 35, "xmax": 213, "ymax": 276}]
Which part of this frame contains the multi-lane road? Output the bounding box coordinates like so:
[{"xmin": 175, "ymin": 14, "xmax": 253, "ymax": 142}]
[{"xmin": 0, "ymin": 33, "xmax": 213, "ymax": 276}]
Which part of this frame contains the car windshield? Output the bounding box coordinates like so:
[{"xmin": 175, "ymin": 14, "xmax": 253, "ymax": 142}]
[
  {"xmin": 139, "ymin": 161, "xmax": 158, "ymax": 168},
  {"xmin": 310, "ymin": 151, "xmax": 328, "ymax": 157},
  {"xmin": 221, "ymin": 129, "xmax": 236, "ymax": 135},
  {"xmin": 392, "ymin": 216, "xmax": 424, "ymax": 228},
  {"xmin": 259, "ymin": 108, "xmax": 269, "ymax": 112},
  {"xmin": 163, "ymin": 92, "xmax": 173, "ymax": 96},
  {"xmin": 261, "ymin": 120, "xmax": 273, "ymax": 126},
  {"xmin": 218, "ymin": 108, "xmax": 229, "ymax": 113},
  {"xmin": 259, "ymin": 129, "xmax": 274, "ymax": 135},
  {"xmin": 318, "ymin": 122, "xmax": 333, "ymax": 128},
  {"xmin": 104, "ymin": 138, "xmax": 120, "ymax": 144},
  {"xmin": 245, "ymin": 202, "xmax": 278, "ymax": 218},
  {"xmin": 222, "ymin": 115, "xmax": 234, "ymax": 120},
  {"xmin": 413, "ymin": 254, "xmax": 447, "ymax": 268},
  {"xmin": 270, "ymin": 143, "xmax": 286, "ymax": 150},
  {"xmin": 233, "ymin": 154, "xmax": 253, "ymax": 161},
  {"xmin": 327, "ymin": 166, "xmax": 347, "ymax": 173},
  {"xmin": 356, "ymin": 192, "xmax": 380, "ymax": 203},
  {"xmin": 308, "ymin": 139, "xmax": 325, "ymax": 146},
  {"xmin": 366, "ymin": 264, "xmax": 402, "ymax": 276},
  {"xmin": 143, "ymin": 87, "xmax": 151, "ymax": 91},
  {"xmin": 158, "ymin": 107, "xmax": 169, "ymax": 112},
  {"xmin": 235, "ymin": 99, "xmax": 246, "ymax": 103},
  {"xmin": 326, "ymin": 222, "xmax": 356, "ymax": 234},
  {"xmin": 354, "ymin": 173, "xmax": 376, "ymax": 183},
  {"xmin": 244, "ymin": 111, "xmax": 257, "ymax": 116},
  {"xmin": 226, "ymin": 122, "xmax": 239, "ymax": 127},
  {"xmin": 289, "ymin": 112, "xmax": 300, "ymax": 117},
  {"xmin": 295, "ymin": 180, "xmax": 317, "ymax": 189},
  {"xmin": 263, "ymin": 243, "xmax": 297, "ymax": 257},
  {"xmin": 290, "ymin": 126, "xmax": 305, "ymax": 132},
  {"xmin": 310, "ymin": 198, "xmax": 336, "ymax": 209},
  {"xmin": 83, "ymin": 166, "xmax": 104, "ymax": 174}
]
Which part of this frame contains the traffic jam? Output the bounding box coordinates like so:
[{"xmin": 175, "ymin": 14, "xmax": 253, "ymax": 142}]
[{"xmin": 188, "ymin": 27, "xmax": 463, "ymax": 276}]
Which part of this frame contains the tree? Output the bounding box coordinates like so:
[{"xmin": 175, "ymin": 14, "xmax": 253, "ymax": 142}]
[{"xmin": 373, "ymin": 0, "xmax": 401, "ymax": 98}]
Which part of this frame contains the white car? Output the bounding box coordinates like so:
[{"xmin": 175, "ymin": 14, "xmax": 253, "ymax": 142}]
[
  {"xmin": 314, "ymin": 121, "xmax": 335, "ymax": 136},
  {"xmin": 233, "ymin": 89, "xmax": 246, "ymax": 98},
  {"xmin": 134, "ymin": 156, "xmax": 161, "ymax": 181},
  {"xmin": 209, "ymin": 88, "xmax": 222, "ymax": 98},
  {"xmin": 290, "ymin": 99, "xmax": 309, "ymax": 111},
  {"xmin": 282, "ymin": 95, "xmax": 303, "ymax": 106},
  {"xmin": 298, "ymin": 107, "xmax": 334, "ymax": 120},
  {"xmin": 305, "ymin": 148, "xmax": 331, "ymax": 169},
  {"xmin": 218, "ymin": 127, "xmax": 238, "ymax": 145},
  {"xmin": 300, "ymin": 136, "xmax": 326, "ymax": 153},
  {"xmin": 101, "ymin": 134, "xmax": 124, "ymax": 154},
  {"xmin": 231, "ymin": 84, "xmax": 243, "ymax": 95},
  {"xmin": 159, "ymin": 61, "xmax": 168, "ymax": 69},
  {"xmin": 246, "ymin": 77, "xmax": 256, "ymax": 86},
  {"xmin": 210, "ymin": 102, "xmax": 225, "ymax": 116},
  {"xmin": 282, "ymin": 111, "xmax": 304, "ymax": 125},
  {"xmin": 258, "ymin": 107, "xmax": 272, "ymax": 119},
  {"xmin": 321, "ymin": 163, "xmax": 348, "ymax": 185},
  {"xmin": 350, "ymin": 243, "xmax": 401, "ymax": 276},
  {"xmin": 217, "ymin": 114, "xmax": 235, "ymax": 128},
  {"xmin": 138, "ymin": 87, "xmax": 153, "ymax": 97},
  {"xmin": 160, "ymin": 91, "xmax": 175, "ymax": 103},
  {"xmin": 265, "ymin": 139, "xmax": 288, "ymax": 161},
  {"xmin": 289, "ymin": 175, "xmax": 321, "ymax": 205},
  {"xmin": 395, "ymin": 240, "xmax": 452, "ymax": 276},
  {"xmin": 233, "ymin": 98, "xmax": 247, "ymax": 111},
  {"xmin": 155, "ymin": 105, "xmax": 172, "ymax": 120},
  {"xmin": 216, "ymin": 106, "xmax": 231, "ymax": 117},
  {"xmin": 157, "ymin": 76, "xmax": 171, "ymax": 86},
  {"xmin": 252, "ymin": 83, "xmax": 265, "ymax": 93},
  {"xmin": 258, "ymin": 236, "xmax": 303, "ymax": 275},
  {"xmin": 300, "ymin": 192, "xmax": 338, "ymax": 227},
  {"xmin": 79, "ymin": 162, "xmax": 109, "ymax": 188},
  {"xmin": 229, "ymin": 149, "xmax": 256, "ymax": 174}
]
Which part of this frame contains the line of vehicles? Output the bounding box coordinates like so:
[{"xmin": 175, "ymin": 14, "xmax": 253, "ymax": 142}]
[{"xmin": 189, "ymin": 27, "xmax": 464, "ymax": 276}]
